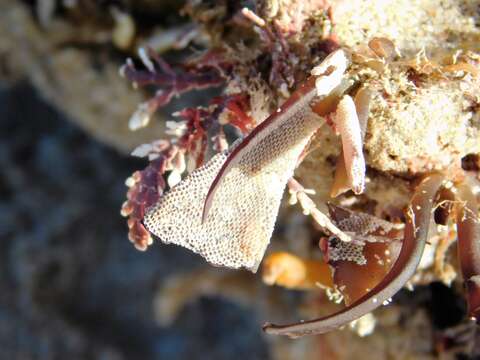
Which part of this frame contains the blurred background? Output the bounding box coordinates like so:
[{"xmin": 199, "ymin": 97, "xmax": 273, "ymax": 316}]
[
  {"xmin": 0, "ymin": 1, "xmax": 274, "ymax": 359},
  {"xmin": 1, "ymin": 1, "xmax": 478, "ymax": 359}
]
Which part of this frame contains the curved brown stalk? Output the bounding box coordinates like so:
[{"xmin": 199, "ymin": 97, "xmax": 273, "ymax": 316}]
[
  {"xmin": 201, "ymin": 77, "xmax": 319, "ymax": 222},
  {"xmin": 456, "ymin": 180, "xmax": 480, "ymax": 320},
  {"xmin": 145, "ymin": 50, "xmax": 350, "ymax": 271},
  {"xmin": 324, "ymin": 204, "xmax": 403, "ymax": 306},
  {"xmin": 263, "ymin": 173, "xmax": 445, "ymax": 338},
  {"xmin": 202, "ymin": 49, "xmax": 349, "ymax": 223}
]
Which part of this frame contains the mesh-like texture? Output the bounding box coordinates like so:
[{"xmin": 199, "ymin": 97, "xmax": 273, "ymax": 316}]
[
  {"xmin": 327, "ymin": 238, "xmax": 367, "ymax": 265},
  {"xmin": 337, "ymin": 212, "xmax": 395, "ymax": 237},
  {"xmin": 326, "ymin": 206, "xmax": 400, "ymax": 266},
  {"xmin": 143, "ymin": 104, "xmax": 323, "ymax": 272}
]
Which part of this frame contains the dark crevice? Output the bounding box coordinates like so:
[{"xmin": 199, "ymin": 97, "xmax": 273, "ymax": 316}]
[{"xmin": 1, "ymin": 81, "xmax": 269, "ymax": 359}]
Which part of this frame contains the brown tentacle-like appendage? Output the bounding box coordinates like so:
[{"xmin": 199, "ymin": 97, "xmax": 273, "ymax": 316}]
[
  {"xmin": 456, "ymin": 180, "xmax": 480, "ymax": 320},
  {"xmin": 263, "ymin": 173, "xmax": 445, "ymax": 338},
  {"xmin": 202, "ymin": 49, "xmax": 350, "ymax": 223}
]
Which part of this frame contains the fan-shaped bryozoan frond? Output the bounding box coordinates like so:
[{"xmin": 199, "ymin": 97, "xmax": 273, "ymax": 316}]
[{"xmin": 143, "ymin": 50, "xmax": 351, "ymax": 272}]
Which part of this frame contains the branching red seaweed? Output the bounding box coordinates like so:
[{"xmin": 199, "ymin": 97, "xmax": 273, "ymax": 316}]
[
  {"xmin": 121, "ymin": 93, "xmax": 253, "ymax": 251},
  {"xmin": 121, "ymin": 145, "xmax": 170, "ymax": 250},
  {"xmin": 118, "ymin": 10, "xmax": 480, "ymax": 339},
  {"xmin": 120, "ymin": 48, "xmax": 228, "ymax": 130}
]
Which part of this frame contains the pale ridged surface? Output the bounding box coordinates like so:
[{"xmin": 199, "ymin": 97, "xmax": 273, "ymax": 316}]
[{"xmin": 144, "ymin": 106, "xmax": 323, "ymax": 272}]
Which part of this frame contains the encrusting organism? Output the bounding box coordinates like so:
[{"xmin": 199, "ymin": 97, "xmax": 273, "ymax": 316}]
[
  {"xmin": 143, "ymin": 50, "xmax": 359, "ymax": 272},
  {"xmin": 121, "ymin": 5, "xmax": 480, "ymax": 339}
]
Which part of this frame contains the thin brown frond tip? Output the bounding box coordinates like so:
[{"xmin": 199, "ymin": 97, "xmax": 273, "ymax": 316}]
[
  {"xmin": 202, "ymin": 50, "xmax": 351, "ymax": 224},
  {"xmin": 263, "ymin": 174, "xmax": 445, "ymax": 337},
  {"xmin": 466, "ymin": 276, "xmax": 480, "ymax": 320},
  {"xmin": 456, "ymin": 180, "xmax": 480, "ymax": 320}
]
